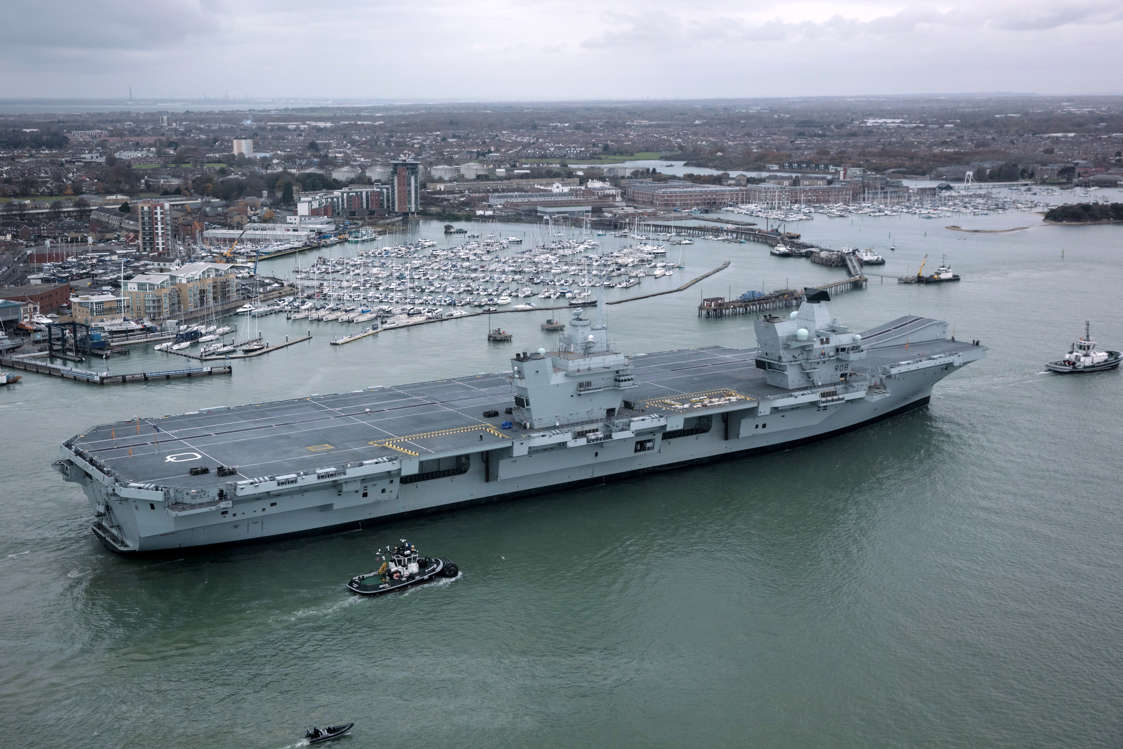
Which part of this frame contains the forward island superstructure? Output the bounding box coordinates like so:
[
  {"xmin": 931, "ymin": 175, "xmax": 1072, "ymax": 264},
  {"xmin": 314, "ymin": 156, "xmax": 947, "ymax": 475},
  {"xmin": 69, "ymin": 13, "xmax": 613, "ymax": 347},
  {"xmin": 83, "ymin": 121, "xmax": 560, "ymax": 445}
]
[{"xmin": 57, "ymin": 292, "xmax": 984, "ymax": 552}]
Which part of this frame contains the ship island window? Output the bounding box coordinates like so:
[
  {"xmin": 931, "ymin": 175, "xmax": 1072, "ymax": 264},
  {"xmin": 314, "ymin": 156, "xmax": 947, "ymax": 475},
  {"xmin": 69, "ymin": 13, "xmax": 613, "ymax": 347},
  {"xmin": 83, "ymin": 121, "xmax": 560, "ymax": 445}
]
[
  {"xmin": 634, "ymin": 438, "xmax": 655, "ymax": 453},
  {"xmin": 381, "ymin": 488, "xmax": 386, "ymax": 494},
  {"xmin": 401, "ymin": 454, "xmax": 471, "ymax": 484},
  {"xmin": 149, "ymin": 503, "xmax": 155, "ymax": 510},
  {"xmin": 514, "ymin": 395, "xmax": 529, "ymax": 408},
  {"xmin": 270, "ymin": 502, "xmax": 276, "ymax": 507},
  {"xmin": 362, "ymin": 489, "xmax": 368, "ymax": 498},
  {"xmin": 663, "ymin": 415, "xmax": 713, "ymax": 440}
]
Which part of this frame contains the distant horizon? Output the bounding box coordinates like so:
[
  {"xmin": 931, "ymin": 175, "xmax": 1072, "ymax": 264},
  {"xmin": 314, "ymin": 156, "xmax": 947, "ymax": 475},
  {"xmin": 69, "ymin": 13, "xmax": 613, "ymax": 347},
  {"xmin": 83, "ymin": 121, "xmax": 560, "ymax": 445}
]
[{"xmin": 2, "ymin": 91, "xmax": 1123, "ymax": 117}]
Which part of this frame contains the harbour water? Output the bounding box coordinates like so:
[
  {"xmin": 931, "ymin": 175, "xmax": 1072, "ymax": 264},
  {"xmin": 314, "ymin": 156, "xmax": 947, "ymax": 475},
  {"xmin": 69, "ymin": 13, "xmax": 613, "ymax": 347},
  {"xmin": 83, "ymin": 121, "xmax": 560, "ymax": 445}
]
[{"xmin": 2, "ymin": 204, "xmax": 1122, "ymax": 747}]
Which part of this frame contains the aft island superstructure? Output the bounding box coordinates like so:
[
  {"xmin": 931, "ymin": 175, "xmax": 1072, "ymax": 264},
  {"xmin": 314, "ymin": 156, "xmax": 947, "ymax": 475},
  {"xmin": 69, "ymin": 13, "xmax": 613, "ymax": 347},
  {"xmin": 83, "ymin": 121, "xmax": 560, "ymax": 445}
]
[{"xmin": 57, "ymin": 292, "xmax": 984, "ymax": 552}]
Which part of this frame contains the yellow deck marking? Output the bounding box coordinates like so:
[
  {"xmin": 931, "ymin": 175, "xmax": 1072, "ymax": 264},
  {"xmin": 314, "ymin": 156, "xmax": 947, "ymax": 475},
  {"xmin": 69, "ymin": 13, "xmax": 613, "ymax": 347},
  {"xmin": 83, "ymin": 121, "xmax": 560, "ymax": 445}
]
[
  {"xmin": 367, "ymin": 424, "xmax": 508, "ymax": 457},
  {"xmin": 305, "ymin": 443, "xmax": 335, "ymax": 452}
]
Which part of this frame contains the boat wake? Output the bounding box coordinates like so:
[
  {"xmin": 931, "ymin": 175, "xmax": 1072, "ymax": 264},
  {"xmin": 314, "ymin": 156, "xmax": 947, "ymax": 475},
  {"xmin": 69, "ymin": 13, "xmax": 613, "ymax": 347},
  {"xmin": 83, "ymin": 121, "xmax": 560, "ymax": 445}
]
[
  {"xmin": 277, "ymin": 594, "xmax": 361, "ymax": 623},
  {"xmin": 400, "ymin": 571, "xmax": 462, "ymax": 597},
  {"xmin": 3, "ymin": 550, "xmax": 31, "ymax": 561}
]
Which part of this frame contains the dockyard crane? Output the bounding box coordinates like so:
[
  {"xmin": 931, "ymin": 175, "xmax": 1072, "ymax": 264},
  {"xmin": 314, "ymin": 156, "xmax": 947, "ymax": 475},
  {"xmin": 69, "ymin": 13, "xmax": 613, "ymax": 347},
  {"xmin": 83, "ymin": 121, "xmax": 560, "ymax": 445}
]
[
  {"xmin": 223, "ymin": 225, "xmax": 248, "ymax": 262},
  {"xmin": 916, "ymin": 253, "xmax": 928, "ymax": 279}
]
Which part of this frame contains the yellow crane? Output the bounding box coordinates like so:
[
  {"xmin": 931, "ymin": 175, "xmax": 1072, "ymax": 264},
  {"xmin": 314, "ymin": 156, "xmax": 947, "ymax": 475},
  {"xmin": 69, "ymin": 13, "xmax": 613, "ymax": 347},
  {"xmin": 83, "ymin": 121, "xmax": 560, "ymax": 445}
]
[
  {"xmin": 222, "ymin": 225, "xmax": 248, "ymax": 262},
  {"xmin": 916, "ymin": 253, "xmax": 928, "ymax": 279}
]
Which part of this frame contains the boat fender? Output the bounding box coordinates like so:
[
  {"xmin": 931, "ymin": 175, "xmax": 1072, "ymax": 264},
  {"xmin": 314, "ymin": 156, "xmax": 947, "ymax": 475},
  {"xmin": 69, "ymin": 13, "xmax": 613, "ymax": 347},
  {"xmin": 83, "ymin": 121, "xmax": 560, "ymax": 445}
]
[{"xmin": 442, "ymin": 563, "xmax": 459, "ymax": 578}]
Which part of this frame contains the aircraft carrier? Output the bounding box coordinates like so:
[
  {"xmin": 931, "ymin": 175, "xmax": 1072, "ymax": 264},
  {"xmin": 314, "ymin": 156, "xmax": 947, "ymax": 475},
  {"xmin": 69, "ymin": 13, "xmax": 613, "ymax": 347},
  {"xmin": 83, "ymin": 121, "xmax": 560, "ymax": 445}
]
[{"xmin": 57, "ymin": 292, "xmax": 985, "ymax": 552}]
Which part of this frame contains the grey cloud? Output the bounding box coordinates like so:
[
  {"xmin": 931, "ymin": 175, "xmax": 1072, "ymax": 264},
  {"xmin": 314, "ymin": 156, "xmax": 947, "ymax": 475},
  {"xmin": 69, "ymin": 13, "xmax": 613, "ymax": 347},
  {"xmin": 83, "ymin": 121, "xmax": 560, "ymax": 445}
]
[{"xmin": 0, "ymin": 0, "xmax": 219, "ymax": 51}]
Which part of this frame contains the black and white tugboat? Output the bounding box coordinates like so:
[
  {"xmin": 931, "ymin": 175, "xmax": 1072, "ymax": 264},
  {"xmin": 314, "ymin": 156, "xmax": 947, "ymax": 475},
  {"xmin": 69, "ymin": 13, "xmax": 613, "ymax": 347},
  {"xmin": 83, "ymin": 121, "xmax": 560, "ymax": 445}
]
[
  {"xmin": 346, "ymin": 540, "xmax": 459, "ymax": 596},
  {"xmin": 304, "ymin": 722, "xmax": 354, "ymax": 744},
  {"xmin": 1046, "ymin": 321, "xmax": 1121, "ymax": 373}
]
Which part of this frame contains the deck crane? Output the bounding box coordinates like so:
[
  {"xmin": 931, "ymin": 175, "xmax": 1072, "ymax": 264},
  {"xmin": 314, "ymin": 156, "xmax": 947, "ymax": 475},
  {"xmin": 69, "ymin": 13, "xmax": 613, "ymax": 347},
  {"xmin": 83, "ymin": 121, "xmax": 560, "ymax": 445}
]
[{"xmin": 915, "ymin": 253, "xmax": 928, "ymax": 280}]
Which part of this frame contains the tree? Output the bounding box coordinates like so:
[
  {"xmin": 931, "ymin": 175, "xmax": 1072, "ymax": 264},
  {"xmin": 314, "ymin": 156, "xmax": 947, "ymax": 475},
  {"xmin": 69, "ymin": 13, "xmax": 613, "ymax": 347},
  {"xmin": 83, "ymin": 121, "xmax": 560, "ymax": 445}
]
[
  {"xmin": 118, "ymin": 201, "xmax": 131, "ymax": 213},
  {"xmin": 281, "ymin": 182, "xmax": 294, "ymax": 206},
  {"xmin": 72, "ymin": 197, "xmax": 91, "ymax": 220},
  {"xmin": 48, "ymin": 200, "xmax": 64, "ymax": 222},
  {"xmin": 307, "ymin": 140, "xmax": 319, "ymax": 153}
]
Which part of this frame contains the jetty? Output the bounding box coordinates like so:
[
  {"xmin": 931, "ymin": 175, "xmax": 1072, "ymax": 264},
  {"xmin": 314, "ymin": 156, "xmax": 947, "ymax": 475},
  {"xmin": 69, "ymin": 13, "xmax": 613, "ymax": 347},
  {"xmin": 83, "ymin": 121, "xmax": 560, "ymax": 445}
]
[
  {"xmin": 167, "ymin": 334, "xmax": 314, "ymax": 360},
  {"xmin": 0, "ymin": 355, "xmax": 231, "ymax": 385},
  {"xmin": 330, "ymin": 327, "xmax": 380, "ymax": 346},
  {"xmin": 697, "ymin": 275, "xmax": 867, "ymax": 318}
]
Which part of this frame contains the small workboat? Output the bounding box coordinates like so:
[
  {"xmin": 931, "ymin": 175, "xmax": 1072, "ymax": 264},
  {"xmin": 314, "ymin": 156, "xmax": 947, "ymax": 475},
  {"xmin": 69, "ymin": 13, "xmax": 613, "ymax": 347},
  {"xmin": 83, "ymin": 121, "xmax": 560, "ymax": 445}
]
[
  {"xmin": 487, "ymin": 327, "xmax": 512, "ymax": 342},
  {"xmin": 346, "ymin": 540, "xmax": 458, "ymax": 596},
  {"xmin": 1046, "ymin": 321, "xmax": 1121, "ymax": 373},
  {"xmin": 304, "ymin": 722, "xmax": 354, "ymax": 744},
  {"xmin": 0, "ymin": 371, "xmax": 21, "ymax": 386}
]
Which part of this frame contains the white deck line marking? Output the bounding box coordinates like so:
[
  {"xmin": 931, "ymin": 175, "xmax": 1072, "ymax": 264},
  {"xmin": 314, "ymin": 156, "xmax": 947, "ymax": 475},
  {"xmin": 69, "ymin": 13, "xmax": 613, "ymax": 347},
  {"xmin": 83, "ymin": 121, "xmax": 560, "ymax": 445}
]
[
  {"xmin": 142, "ymin": 418, "xmax": 228, "ymax": 469},
  {"xmin": 304, "ymin": 396, "xmax": 398, "ymax": 440}
]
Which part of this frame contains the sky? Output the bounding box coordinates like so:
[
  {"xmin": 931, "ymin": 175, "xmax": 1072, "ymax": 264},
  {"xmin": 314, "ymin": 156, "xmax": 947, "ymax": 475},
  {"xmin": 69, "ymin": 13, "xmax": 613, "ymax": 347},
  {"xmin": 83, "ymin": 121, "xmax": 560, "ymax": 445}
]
[{"xmin": 1, "ymin": 0, "xmax": 1122, "ymax": 101}]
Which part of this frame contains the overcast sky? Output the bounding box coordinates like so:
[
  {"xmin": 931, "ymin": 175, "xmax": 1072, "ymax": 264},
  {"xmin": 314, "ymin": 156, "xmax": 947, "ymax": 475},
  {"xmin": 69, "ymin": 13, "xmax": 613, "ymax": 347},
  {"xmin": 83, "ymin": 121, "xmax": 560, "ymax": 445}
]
[{"xmin": 2, "ymin": 0, "xmax": 1121, "ymax": 101}]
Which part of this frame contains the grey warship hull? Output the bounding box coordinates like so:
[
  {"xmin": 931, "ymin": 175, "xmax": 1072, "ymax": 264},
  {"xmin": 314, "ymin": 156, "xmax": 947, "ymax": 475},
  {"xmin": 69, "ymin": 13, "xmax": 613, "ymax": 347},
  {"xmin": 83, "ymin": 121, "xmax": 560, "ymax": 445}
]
[{"xmin": 57, "ymin": 312, "xmax": 984, "ymax": 553}]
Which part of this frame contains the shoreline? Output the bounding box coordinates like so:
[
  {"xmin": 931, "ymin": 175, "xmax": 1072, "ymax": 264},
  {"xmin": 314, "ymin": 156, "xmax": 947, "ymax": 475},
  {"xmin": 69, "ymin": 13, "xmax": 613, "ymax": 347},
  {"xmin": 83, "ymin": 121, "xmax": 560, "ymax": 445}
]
[{"xmin": 1042, "ymin": 219, "xmax": 1123, "ymax": 226}]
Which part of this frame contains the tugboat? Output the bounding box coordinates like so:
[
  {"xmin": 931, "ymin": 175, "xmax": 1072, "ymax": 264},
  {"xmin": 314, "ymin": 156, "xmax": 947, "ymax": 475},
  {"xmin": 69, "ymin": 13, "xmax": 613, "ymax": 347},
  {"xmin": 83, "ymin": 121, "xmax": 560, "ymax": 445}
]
[
  {"xmin": 346, "ymin": 540, "xmax": 459, "ymax": 596},
  {"xmin": 304, "ymin": 723, "xmax": 354, "ymax": 744},
  {"xmin": 1046, "ymin": 321, "xmax": 1121, "ymax": 373}
]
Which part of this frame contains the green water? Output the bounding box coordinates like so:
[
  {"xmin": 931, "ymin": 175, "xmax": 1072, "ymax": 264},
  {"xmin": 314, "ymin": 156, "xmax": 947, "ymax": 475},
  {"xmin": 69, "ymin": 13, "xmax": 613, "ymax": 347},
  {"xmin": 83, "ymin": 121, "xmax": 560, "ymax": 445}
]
[{"xmin": 1, "ymin": 205, "xmax": 1121, "ymax": 747}]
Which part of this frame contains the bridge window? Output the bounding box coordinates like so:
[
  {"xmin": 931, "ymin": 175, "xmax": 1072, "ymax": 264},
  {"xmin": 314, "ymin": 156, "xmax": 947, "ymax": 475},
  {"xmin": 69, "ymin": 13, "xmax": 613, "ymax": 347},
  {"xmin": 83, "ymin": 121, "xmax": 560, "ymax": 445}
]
[{"xmin": 514, "ymin": 394, "xmax": 529, "ymax": 408}]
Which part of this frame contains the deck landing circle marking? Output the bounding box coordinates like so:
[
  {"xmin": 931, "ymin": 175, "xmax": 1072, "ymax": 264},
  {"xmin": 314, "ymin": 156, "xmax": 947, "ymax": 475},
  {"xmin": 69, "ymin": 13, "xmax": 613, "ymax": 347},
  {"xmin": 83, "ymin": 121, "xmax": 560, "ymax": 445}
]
[{"xmin": 165, "ymin": 452, "xmax": 202, "ymax": 463}]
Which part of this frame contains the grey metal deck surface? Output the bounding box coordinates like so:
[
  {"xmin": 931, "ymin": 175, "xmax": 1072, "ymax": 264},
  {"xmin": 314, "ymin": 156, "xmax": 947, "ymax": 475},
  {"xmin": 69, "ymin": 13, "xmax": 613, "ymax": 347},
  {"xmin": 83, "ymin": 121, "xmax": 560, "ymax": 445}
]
[{"xmin": 66, "ymin": 316, "xmax": 975, "ymax": 492}]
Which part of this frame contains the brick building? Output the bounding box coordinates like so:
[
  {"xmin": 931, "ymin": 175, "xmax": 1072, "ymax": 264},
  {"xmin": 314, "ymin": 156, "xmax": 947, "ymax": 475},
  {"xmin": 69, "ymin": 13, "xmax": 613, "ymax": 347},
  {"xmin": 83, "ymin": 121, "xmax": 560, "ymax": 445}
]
[{"xmin": 0, "ymin": 282, "xmax": 72, "ymax": 314}]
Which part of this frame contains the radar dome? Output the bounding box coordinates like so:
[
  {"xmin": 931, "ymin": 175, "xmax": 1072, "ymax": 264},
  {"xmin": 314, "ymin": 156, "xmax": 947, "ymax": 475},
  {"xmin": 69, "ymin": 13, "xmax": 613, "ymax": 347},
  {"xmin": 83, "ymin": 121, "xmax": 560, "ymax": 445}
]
[
  {"xmin": 796, "ymin": 327, "xmax": 810, "ymax": 341},
  {"xmin": 537, "ymin": 347, "xmax": 546, "ymax": 355},
  {"xmin": 852, "ymin": 334, "xmax": 861, "ymax": 343},
  {"xmin": 587, "ymin": 334, "xmax": 596, "ymax": 342},
  {"xmin": 789, "ymin": 310, "xmax": 799, "ymax": 319}
]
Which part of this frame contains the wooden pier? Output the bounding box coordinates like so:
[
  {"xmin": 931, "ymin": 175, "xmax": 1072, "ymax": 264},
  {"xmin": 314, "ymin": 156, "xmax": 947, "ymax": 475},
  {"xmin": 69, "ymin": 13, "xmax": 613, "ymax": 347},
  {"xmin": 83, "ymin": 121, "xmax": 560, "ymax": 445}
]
[
  {"xmin": 0, "ymin": 356, "xmax": 232, "ymax": 385},
  {"xmin": 697, "ymin": 275, "xmax": 867, "ymax": 318}
]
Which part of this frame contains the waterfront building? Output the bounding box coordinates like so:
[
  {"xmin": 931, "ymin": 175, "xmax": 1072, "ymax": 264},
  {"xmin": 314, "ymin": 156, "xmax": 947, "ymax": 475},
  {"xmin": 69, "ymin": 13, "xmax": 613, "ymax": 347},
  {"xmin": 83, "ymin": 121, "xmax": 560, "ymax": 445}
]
[
  {"xmin": 123, "ymin": 262, "xmax": 237, "ymax": 323},
  {"xmin": 0, "ymin": 282, "xmax": 71, "ymax": 314},
  {"xmin": 390, "ymin": 160, "xmax": 421, "ymax": 214},
  {"xmin": 0, "ymin": 298, "xmax": 23, "ymax": 327},
  {"xmin": 202, "ymin": 223, "xmax": 318, "ymax": 245},
  {"xmin": 70, "ymin": 293, "xmax": 128, "ymax": 325},
  {"xmin": 232, "ymin": 138, "xmax": 254, "ymax": 157},
  {"xmin": 296, "ymin": 186, "xmax": 388, "ymax": 220},
  {"xmin": 137, "ymin": 201, "xmax": 174, "ymax": 255},
  {"xmin": 623, "ymin": 180, "xmax": 747, "ymax": 210}
]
